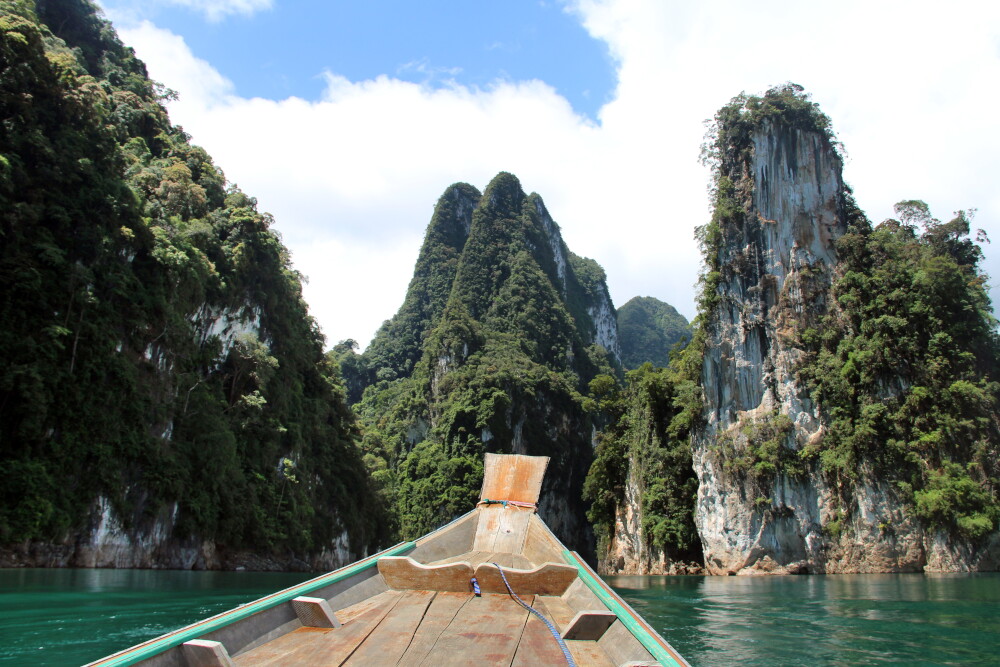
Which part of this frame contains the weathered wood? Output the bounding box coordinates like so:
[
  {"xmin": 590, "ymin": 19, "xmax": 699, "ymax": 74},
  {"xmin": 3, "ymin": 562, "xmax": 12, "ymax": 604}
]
[
  {"xmin": 379, "ymin": 557, "xmax": 475, "ymax": 593},
  {"xmin": 521, "ymin": 513, "xmax": 568, "ymax": 565},
  {"xmin": 435, "ymin": 550, "xmax": 491, "ymax": 566},
  {"xmin": 342, "ymin": 590, "xmax": 436, "ymax": 665},
  {"xmin": 417, "ymin": 594, "xmax": 532, "ymax": 666},
  {"xmin": 233, "ymin": 627, "xmax": 332, "ymax": 667},
  {"xmin": 408, "ymin": 510, "xmax": 480, "ymax": 563},
  {"xmin": 480, "ymin": 453, "xmax": 548, "ymax": 504},
  {"xmin": 473, "ymin": 505, "xmax": 533, "ymax": 553},
  {"xmin": 396, "ymin": 592, "xmax": 472, "ymax": 666},
  {"xmin": 563, "ymin": 576, "xmax": 606, "ymax": 611},
  {"xmin": 510, "ymin": 606, "xmax": 569, "ymax": 666},
  {"xmin": 597, "ymin": 620, "xmax": 656, "ymax": 666},
  {"xmin": 336, "ymin": 590, "xmax": 402, "ymax": 625},
  {"xmin": 562, "ymin": 610, "xmax": 618, "ymax": 640},
  {"xmin": 535, "ymin": 595, "xmax": 577, "ymax": 633},
  {"xmin": 564, "ymin": 640, "xmax": 616, "ymax": 667},
  {"xmin": 235, "ymin": 592, "xmax": 403, "ymax": 666},
  {"xmin": 182, "ymin": 640, "xmax": 234, "ymax": 667},
  {"xmin": 291, "ymin": 596, "xmax": 340, "ymax": 628},
  {"xmin": 436, "ymin": 551, "xmax": 531, "ymax": 568},
  {"xmin": 473, "ymin": 561, "xmax": 578, "ymax": 596}
]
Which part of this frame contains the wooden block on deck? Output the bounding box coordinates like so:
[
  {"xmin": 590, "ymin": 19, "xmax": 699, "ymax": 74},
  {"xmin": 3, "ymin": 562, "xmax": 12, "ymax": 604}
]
[
  {"xmin": 562, "ymin": 609, "xmax": 618, "ymax": 640},
  {"xmin": 182, "ymin": 639, "xmax": 234, "ymax": 667},
  {"xmin": 291, "ymin": 596, "xmax": 341, "ymax": 628},
  {"xmin": 378, "ymin": 556, "xmax": 476, "ymax": 592},
  {"xmin": 480, "ymin": 453, "xmax": 549, "ymax": 504},
  {"xmin": 473, "ymin": 561, "xmax": 578, "ymax": 596}
]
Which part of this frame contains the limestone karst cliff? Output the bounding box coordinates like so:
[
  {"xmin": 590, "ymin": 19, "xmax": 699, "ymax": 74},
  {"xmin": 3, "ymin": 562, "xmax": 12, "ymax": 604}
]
[
  {"xmin": 347, "ymin": 173, "xmax": 620, "ymax": 554},
  {"xmin": 587, "ymin": 85, "xmax": 1000, "ymax": 576},
  {"xmin": 692, "ymin": 86, "xmax": 1000, "ymax": 574}
]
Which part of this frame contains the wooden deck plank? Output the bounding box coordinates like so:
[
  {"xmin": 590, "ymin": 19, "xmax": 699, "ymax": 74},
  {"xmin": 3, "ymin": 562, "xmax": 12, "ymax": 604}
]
[
  {"xmin": 491, "ymin": 508, "xmax": 532, "ymax": 554},
  {"xmin": 342, "ymin": 590, "xmax": 435, "ymax": 665},
  {"xmin": 396, "ymin": 592, "xmax": 472, "ymax": 666},
  {"xmin": 487, "ymin": 552, "xmax": 516, "ymax": 567},
  {"xmin": 565, "ymin": 640, "xmax": 616, "ymax": 667},
  {"xmin": 434, "ymin": 550, "xmax": 481, "ymax": 565},
  {"xmin": 336, "ymin": 589, "xmax": 402, "ymax": 624},
  {"xmin": 234, "ymin": 627, "xmax": 333, "ymax": 667},
  {"xmin": 535, "ymin": 596, "xmax": 577, "ymax": 634},
  {"xmin": 472, "ymin": 506, "xmax": 502, "ymax": 552},
  {"xmin": 234, "ymin": 591, "xmax": 402, "ymax": 666},
  {"xmin": 417, "ymin": 594, "xmax": 532, "ymax": 667},
  {"xmin": 510, "ymin": 607, "xmax": 569, "ymax": 667}
]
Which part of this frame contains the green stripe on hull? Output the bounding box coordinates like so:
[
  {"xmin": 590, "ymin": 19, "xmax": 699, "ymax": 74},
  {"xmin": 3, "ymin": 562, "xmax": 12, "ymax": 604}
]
[{"xmin": 562, "ymin": 550, "xmax": 688, "ymax": 667}]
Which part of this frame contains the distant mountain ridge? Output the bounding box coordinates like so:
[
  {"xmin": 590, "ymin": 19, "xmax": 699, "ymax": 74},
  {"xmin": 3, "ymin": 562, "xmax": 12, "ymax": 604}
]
[{"xmin": 617, "ymin": 296, "xmax": 691, "ymax": 369}]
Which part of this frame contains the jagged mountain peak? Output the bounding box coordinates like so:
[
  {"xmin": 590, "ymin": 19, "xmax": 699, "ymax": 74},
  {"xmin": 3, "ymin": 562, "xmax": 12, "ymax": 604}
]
[{"xmin": 352, "ymin": 172, "xmax": 622, "ymax": 554}]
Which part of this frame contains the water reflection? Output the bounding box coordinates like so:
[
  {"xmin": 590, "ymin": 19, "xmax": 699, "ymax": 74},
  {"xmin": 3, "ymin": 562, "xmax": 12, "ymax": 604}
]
[{"xmin": 607, "ymin": 573, "xmax": 1000, "ymax": 666}]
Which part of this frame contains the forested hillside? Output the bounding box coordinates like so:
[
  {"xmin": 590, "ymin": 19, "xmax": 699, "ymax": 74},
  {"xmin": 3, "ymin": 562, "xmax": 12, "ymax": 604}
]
[
  {"xmin": 0, "ymin": 0, "xmax": 381, "ymax": 567},
  {"xmin": 336, "ymin": 173, "xmax": 620, "ymax": 552},
  {"xmin": 617, "ymin": 296, "xmax": 691, "ymax": 369}
]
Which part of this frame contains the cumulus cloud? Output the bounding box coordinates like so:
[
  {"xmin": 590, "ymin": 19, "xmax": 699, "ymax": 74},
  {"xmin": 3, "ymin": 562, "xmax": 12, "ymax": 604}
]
[{"xmin": 116, "ymin": 0, "xmax": 1000, "ymax": 349}]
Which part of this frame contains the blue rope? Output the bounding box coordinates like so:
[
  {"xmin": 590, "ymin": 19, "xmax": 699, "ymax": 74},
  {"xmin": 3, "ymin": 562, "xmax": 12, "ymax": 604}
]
[{"xmin": 491, "ymin": 562, "xmax": 577, "ymax": 667}]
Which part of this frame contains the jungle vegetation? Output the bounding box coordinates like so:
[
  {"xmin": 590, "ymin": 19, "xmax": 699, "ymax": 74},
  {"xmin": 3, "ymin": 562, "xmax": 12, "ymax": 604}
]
[{"xmin": 0, "ymin": 0, "xmax": 382, "ymax": 555}]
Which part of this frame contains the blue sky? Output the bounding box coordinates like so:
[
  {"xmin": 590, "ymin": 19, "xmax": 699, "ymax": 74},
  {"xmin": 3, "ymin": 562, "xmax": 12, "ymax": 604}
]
[
  {"xmin": 109, "ymin": 1, "xmax": 616, "ymax": 118},
  {"xmin": 99, "ymin": 0, "xmax": 1000, "ymax": 350}
]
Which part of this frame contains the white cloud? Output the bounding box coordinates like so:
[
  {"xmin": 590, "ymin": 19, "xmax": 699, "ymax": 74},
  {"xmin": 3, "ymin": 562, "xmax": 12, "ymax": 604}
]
[{"xmin": 116, "ymin": 0, "xmax": 1000, "ymax": 350}]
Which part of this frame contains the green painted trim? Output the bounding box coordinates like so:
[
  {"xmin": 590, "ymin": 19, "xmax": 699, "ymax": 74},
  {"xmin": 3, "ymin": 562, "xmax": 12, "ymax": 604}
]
[
  {"xmin": 562, "ymin": 550, "xmax": 688, "ymax": 667},
  {"xmin": 89, "ymin": 541, "xmax": 416, "ymax": 667}
]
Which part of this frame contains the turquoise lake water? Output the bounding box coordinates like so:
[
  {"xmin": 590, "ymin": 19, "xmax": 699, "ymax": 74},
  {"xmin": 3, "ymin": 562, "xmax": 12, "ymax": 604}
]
[{"xmin": 1, "ymin": 569, "xmax": 998, "ymax": 665}]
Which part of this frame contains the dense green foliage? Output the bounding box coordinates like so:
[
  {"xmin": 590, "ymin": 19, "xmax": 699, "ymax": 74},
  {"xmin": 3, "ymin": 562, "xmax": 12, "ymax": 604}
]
[
  {"xmin": 0, "ymin": 0, "xmax": 381, "ymax": 554},
  {"xmin": 583, "ymin": 361, "xmax": 702, "ymax": 562},
  {"xmin": 796, "ymin": 202, "xmax": 1000, "ymax": 537},
  {"xmin": 351, "ymin": 173, "xmax": 615, "ymax": 549},
  {"xmin": 617, "ymin": 296, "xmax": 691, "ymax": 369}
]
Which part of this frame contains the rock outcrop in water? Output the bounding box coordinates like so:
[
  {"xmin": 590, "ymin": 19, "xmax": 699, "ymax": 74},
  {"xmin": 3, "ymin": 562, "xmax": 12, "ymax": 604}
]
[
  {"xmin": 691, "ymin": 86, "xmax": 1000, "ymax": 574},
  {"xmin": 587, "ymin": 85, "xmax": 1000, "ymax": 576}
]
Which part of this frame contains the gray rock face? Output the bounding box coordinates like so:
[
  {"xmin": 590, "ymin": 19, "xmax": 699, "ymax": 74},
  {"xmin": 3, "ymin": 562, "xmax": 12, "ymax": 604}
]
[
  {"xmin": 0, "ymin": 497, "xmax": 355, "ymax": 571},
  {"xmin": 693, "ymin": 122, "xmax": 847, "ymax": 574},
  {"xmin": 692, "ymin": 119, "xmax": 996, "ymax": 574}
]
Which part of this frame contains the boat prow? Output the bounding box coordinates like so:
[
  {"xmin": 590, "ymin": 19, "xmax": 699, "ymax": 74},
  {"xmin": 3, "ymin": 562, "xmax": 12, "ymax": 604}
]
[{"xmin": 88, "ymin": 453, "xmax": 689, "ymax": 666}]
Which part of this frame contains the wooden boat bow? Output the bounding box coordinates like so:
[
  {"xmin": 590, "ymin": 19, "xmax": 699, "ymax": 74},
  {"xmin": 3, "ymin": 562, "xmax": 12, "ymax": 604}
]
[{"xmin": 88, "ymin": 453, "xmax": 689, "ymax": 667}]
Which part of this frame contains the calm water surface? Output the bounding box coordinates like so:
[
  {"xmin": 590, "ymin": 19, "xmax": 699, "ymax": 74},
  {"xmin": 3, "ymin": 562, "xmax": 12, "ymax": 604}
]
[
  {"xmin": 608, "ymin": 573, "xmax": 1000, "ymax": 666},
  {"xmin": 0, "ymin": 568, "xmax": 312, "ymax": 666},
  {"xmin": 1, "ymin": 569, "xmax": 998, "ymax": 666}
]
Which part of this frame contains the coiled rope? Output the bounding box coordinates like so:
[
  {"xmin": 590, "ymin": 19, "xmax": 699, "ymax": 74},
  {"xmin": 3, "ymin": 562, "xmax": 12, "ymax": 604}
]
[{"xmin": 490, "ymin": 562, "xmax": 577, "ymax": 667}]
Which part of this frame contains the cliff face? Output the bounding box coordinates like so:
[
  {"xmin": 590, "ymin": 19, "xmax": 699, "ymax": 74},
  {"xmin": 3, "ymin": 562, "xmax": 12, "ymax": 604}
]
[
  {"xmin": 691, "ymin": 90, "xmax": 1000, "ymax": 575},
  {"xmin": 0, "ymin": 1, "xmax": 381, "ymax": 567},
  {"xmin": 356, "ymin": 173, "xmax": 619, "ymax": 554},
  {"xmin": 694, "ymin": 119, "xmax": 848, "ymax": 574}
]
